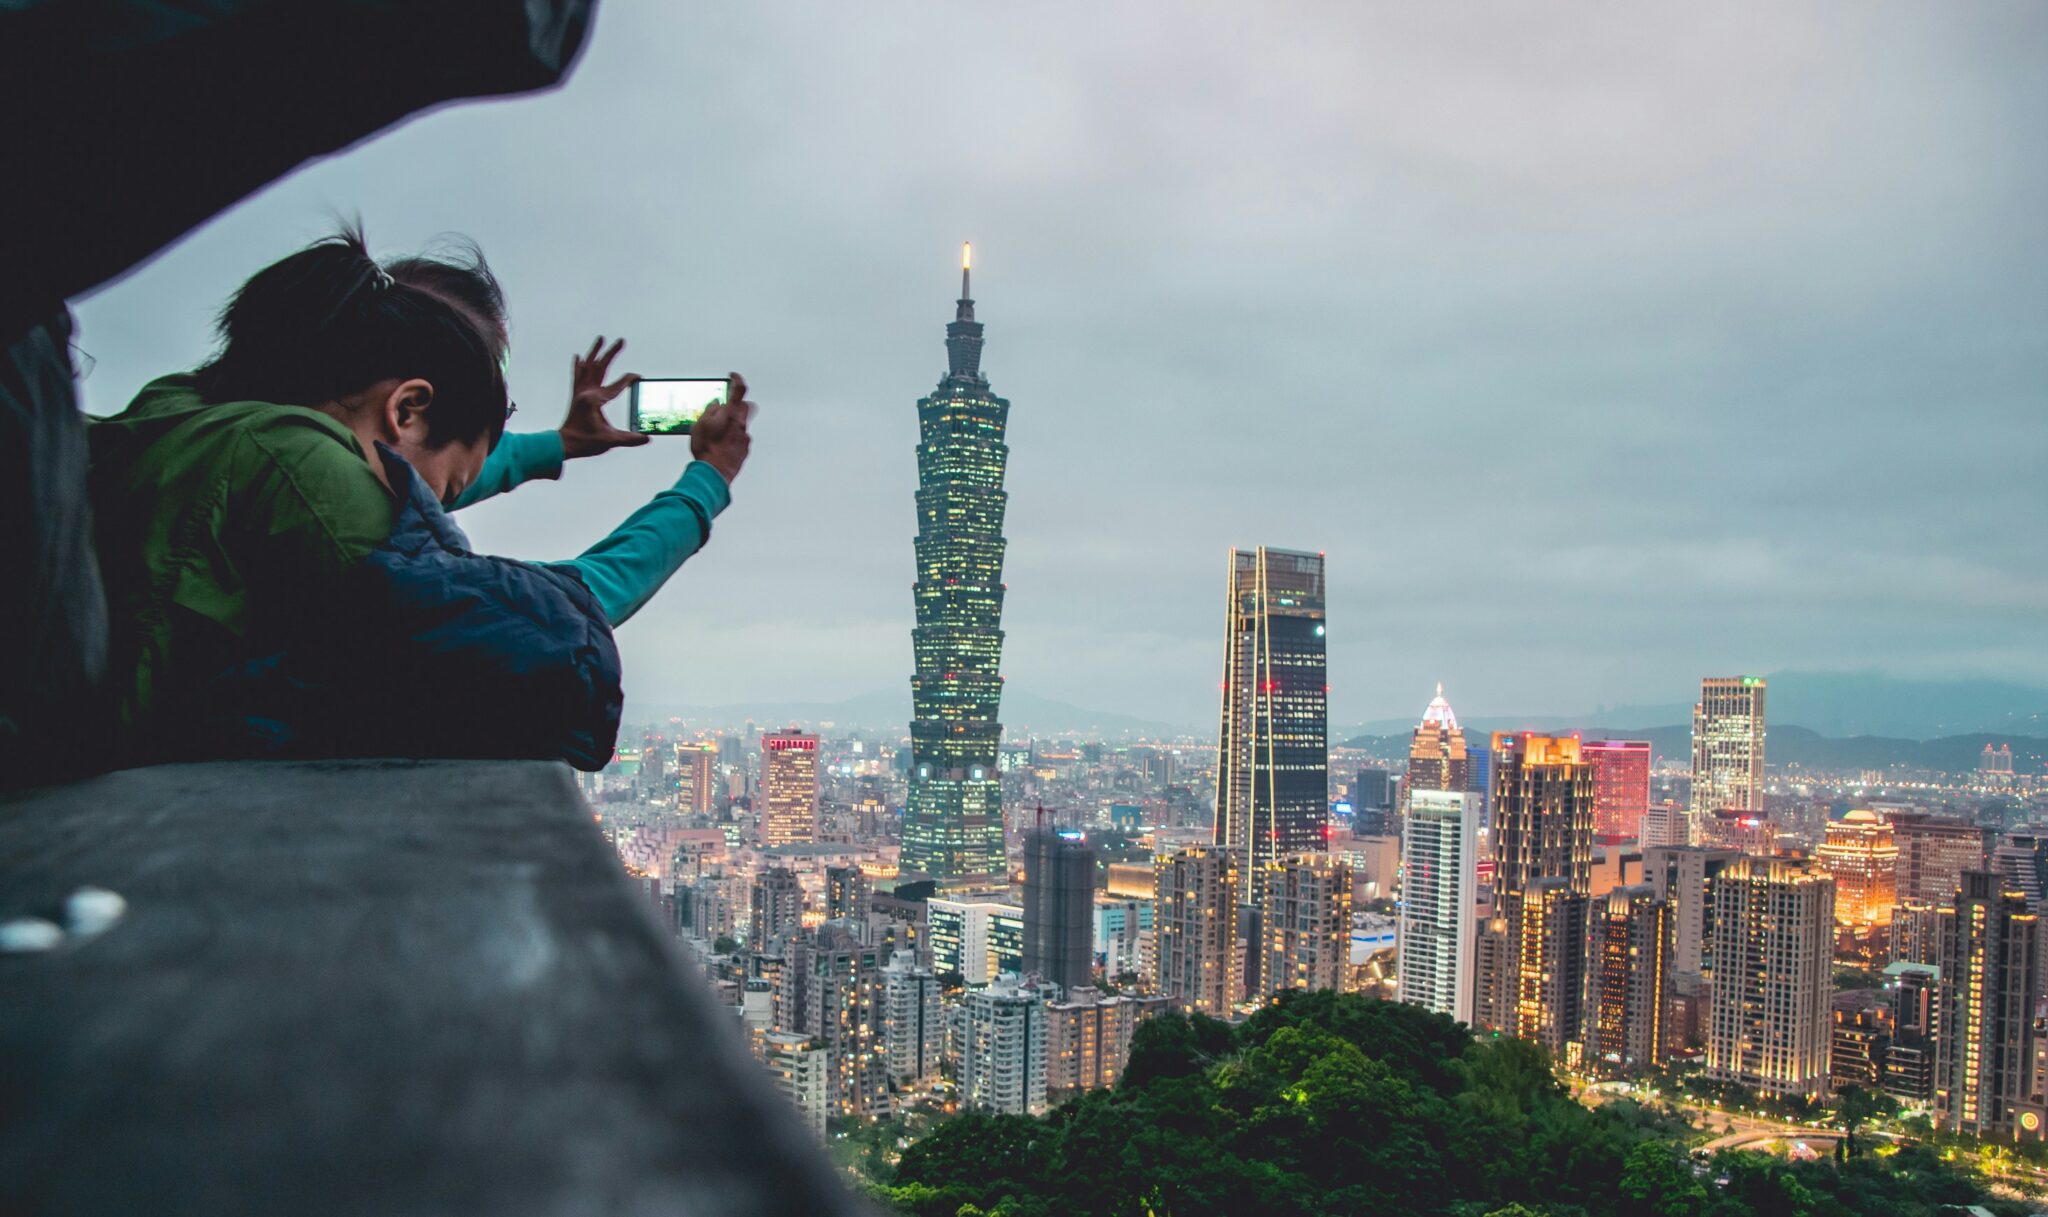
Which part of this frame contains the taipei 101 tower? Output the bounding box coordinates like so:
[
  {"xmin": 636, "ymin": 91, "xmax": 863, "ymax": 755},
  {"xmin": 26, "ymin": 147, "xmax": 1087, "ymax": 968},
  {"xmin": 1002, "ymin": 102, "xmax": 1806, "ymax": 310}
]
[{"xmin": 902, "ymin": 244, "xmax": 1011, "ymax": 882}]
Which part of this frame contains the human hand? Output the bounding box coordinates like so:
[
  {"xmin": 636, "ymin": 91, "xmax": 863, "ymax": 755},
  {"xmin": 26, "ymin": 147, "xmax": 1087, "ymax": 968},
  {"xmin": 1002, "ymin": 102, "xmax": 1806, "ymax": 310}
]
[
  {"xmin": 559, "ymin": 336, "xmax": 649, "ymax": 459},
  {"xmin": 691, "ymin": 371, "xmax": 754, "ymax": 484}
]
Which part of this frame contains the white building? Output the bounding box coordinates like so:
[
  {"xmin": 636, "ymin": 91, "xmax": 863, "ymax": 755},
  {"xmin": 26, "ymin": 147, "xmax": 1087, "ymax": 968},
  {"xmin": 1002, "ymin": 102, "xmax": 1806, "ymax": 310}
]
[
  {"xmin": 1398, "ymin": 789, "xmax": 1477, "ymax": 1023},
  {"xmin": 927, "ymin": 896, "xmax": 1023, "ymax": 985},
  {"xmin": 1093, "ymin": 896, "xmax": 1153, "ymax": 981},
  {"xmin": 882, "ymin": 949, "xmax": 942, "ymax": 1087},
  {"xmin": 956, "ymin": 975, "xmax": 1050, "ymax": 1116},
  {"xmin": 761, "ymin": 1031, "xmax": 829, "ymax": 1137}
]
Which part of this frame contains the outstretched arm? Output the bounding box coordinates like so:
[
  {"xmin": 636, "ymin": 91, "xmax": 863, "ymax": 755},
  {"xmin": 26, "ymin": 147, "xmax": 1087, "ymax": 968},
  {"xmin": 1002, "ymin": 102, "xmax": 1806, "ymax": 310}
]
[
  {"xmin": 558, "ymin": 375, "xmax": 755, "ymax": 626},
  {"xmin": 450, "ymin": 337, "xmax": 645, "ymax": 511}
]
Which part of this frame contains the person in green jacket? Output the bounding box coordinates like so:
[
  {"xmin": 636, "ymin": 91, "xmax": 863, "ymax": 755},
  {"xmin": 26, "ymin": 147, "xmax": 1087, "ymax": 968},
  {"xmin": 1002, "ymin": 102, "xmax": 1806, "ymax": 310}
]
[{"xmin": 89, "ymin": 228, "xmax": 753, "ymax": 756}]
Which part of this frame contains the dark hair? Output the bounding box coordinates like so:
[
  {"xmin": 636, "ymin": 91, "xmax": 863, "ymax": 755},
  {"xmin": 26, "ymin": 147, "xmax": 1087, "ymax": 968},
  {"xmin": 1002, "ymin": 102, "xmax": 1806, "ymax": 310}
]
[{"xmin": 194, "ymin": 225, "xmax": 510, "ymax": 449}]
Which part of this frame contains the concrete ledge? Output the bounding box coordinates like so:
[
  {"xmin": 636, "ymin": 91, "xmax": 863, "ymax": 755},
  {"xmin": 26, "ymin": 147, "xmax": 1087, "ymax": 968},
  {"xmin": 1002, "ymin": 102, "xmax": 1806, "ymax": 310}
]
[{"xmin": 0, "ymin": 759, "xmax": 871, "ymax": 1217}]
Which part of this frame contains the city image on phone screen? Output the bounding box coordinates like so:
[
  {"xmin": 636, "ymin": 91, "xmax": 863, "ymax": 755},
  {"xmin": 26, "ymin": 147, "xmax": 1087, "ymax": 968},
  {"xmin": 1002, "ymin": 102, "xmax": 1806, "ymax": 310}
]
[{"xmin": 631, "ymin": 378, "xmax": 730, "ymax": 435}]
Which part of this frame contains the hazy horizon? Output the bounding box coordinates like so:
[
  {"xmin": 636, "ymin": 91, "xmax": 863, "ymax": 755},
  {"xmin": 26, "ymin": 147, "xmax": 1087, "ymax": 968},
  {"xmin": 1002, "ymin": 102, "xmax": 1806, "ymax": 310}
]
[{"xmin": 71, "ymin": 4, "xmax": 2048, "ymax": 725}]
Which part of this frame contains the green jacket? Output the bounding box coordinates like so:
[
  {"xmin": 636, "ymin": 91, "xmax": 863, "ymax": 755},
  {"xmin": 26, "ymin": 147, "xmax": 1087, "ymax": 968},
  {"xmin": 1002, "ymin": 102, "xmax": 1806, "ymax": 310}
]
[{"xmin": 89, "ymin": 377, "xmax": 399, "ymax": 733}]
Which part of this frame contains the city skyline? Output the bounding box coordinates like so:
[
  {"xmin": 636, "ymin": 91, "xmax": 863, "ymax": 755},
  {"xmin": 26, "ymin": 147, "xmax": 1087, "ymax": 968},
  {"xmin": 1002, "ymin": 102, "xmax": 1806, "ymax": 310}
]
[{"xmin": 66, "ymin": 5, "xmax": 2048, "ymax": 727}]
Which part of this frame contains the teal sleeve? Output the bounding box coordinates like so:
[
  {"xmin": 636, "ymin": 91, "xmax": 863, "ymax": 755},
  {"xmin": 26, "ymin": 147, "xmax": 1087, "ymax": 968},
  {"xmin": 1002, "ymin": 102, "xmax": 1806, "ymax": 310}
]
[
  {"xmin": 562, "ymin": 460, "xmax": 732, "ymax": 625},
  {"xmin": 449, "ymin": 430, "xmax": 565, "ymax": 510}
]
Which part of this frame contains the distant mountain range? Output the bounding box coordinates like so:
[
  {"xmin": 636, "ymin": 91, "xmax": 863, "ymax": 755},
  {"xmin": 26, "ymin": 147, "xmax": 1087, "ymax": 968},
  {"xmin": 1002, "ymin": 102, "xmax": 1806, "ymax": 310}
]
[
  {"xmin": 1339, "ymin": 670, "xmax": 2048, "ymax": 743},
  {"xmin": 629, "ymin": 671, "xmax": 2048, "ymax": 775},
  {"xmin": 1342, "ymin": 723, "xmax": 2045, "ymax": 778}
]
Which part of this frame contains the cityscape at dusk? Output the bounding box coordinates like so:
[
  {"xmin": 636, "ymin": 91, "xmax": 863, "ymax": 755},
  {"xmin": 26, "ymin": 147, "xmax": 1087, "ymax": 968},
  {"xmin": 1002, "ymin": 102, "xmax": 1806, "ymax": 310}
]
[{"xmin": 8, "ymin": 4, "xmax": 2048, "ymax": 1217}]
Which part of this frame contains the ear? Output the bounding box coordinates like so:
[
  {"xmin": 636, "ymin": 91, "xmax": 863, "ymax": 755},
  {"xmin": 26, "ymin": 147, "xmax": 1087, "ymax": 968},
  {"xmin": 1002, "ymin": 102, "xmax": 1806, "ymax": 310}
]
[{"xmin": 381, "ymin": 378, "xmax": 436, "ymax": 443}]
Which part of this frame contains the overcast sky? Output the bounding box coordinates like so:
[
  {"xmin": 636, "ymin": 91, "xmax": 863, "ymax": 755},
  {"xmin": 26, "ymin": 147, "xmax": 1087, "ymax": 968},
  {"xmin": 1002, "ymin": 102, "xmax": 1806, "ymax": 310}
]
[{"xmin": 73, "ymin": 3, "xmax": 2048, "ymax": 727}]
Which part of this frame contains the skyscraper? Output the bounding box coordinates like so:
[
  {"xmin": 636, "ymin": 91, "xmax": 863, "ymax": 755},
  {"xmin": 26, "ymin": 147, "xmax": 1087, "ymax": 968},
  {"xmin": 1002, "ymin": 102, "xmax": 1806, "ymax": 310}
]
[
  {"xmin": 1582, "ymin": 739, "xmax": 1652, "ymax": 843},
  {"xmin": 1816, "ymin": 810, "xmax": 1898, "ymax": 928},
  {"xmin": 1475, "ymin": 734, "xmax": 1594, "ymax": 1052},
  {"xmin": 761, "ymin": 730, "xmax": 819, "ymax": 846},
  {"xmin": 1260, "ymin": 854, "xmax": 1352, "ymax": 996},
  {"xmin": 1705, "ymin": 857, "xmax": 1834, "ymax": 1098},
  {"xmin": 1022, "ymin": 826, "xmax": 1097, "ymax": 994},
  {"xmin": 1892, "ymin": 813, "xmax": 1986, "ymax": 907},
  {"xmin": 1936, "ymin": 872, "xmax": 2043, "ymax": 1138},
  {"xmin": 1689, "ymin": 676, "xmax": 1766, "ymax": 844},
  {"xmin": 1154, "ymin": 846, "xmax": 1244, "ymax": 1017},
  {"xmin": 1404, "ymin": 684, "xmax": 1469, "ymax": 832},
  {"xmin": 1213, "ymin": 547, "xmax": 1328, "ymax": 903},
  {"xmin": 904, "ymin": 243, "xmax": 1011, "ymax": 881},
  {"xmin": 1397, "ymin": 789, "xmax": 1478, "ymax": 1024},
  {"xmin": 677, "ymin": 741, "xmax": 717, "ymax": 815},
  {"xmin": 1584, "ymin": 885, "xmax": 1671, "ymax": 1078}
]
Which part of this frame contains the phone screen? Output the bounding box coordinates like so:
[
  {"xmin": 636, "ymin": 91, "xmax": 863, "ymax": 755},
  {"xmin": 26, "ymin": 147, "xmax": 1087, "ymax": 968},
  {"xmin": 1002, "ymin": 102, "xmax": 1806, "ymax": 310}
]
[{"xmin": 630, "ymin": 378, "xmax": 730, "ymax": 435}]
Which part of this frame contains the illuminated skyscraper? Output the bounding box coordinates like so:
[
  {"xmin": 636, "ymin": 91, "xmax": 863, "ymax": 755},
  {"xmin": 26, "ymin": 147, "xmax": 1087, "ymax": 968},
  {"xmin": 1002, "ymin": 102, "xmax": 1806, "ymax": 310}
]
[
  {"xmin": 1936, "ymin": 872, "xmax": 2043, "ymax": 1138},
  {"xmin": 676, "ymin": 741, "xmax": 718, "ymax": 815},
  {"xmin": 1705, "ymin": 857, "xmax": 1834, "ymax": 1098},
  {"xmin": 1213, "ymin": 547, "xmax": 1328, "ymax": 902},
  {"xmin": 1689, "ymin": 676, "xmax": 1766, "ymax": 844},
  {"xmin": 1583, "ymin": 884, "xmax": 1671, "ymax": 1078},
  {"xmin": 1398, "ymin": 789, "xmax": 1477, "ymax": 1024},
  {"xmin": 904, "ymin": 243, "xmax": 1011, "ymax": 880},
  {"xmin": 1816, "ymin": 809, "xmax": 1898, "ymax": 928},
  {"xmin": 1582, "ymin": 739, "xmax": 1651, "ymax": 842},
  {"xmin": 1403, "ymin": 684, "xmax": 1469, "ymax": 834},
  {"xmin": 1474, "ymin": 734, "xmax": 1594, "ymax": 1052},
  {"xmin": 761, "ymin": 730, "xmax": 819, "ymax": 846}
]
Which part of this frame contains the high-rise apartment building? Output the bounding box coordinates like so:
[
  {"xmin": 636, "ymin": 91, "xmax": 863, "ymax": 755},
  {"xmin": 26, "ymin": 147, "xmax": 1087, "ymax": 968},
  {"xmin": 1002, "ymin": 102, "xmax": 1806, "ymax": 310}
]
[
  {"xmin": 1892, "ymin": 813, "xmax": 1986, "ymax": 907},
  {"xmin": 1689, "ymin": 676, "xmax": 1766, "ymax": 844},
  {"xmin": 1404, "ymin": 684, "xmax": 1469, "ymax": 833},
  {"xmin": 1093, "ymin": 896, "xmax": 1153, "ymax": 982},
  {"xmin": 1213, "ymin": 547, "xmax": 1328, "ymax": 903},
  {"xmin": 781, "ymin": 924, "xmax": 890, "ymax": 1118},
  {"xmin": 904, "ymin": 245, "xmax": 1012, "ymax": 881},
  {"xmin": 1936, "ymin": 872, "xmax": 2042, "ymax": 1138},
  {"xmin": 1260, "ymin": 854, "xmax": 1352, "ymax": 996},
  {"xmin": 1705, "ymin": 858, "xmax": 1834, "ymax": 1098},
  {"xmin": 750, "ymin": 866, "xmax": 805, "ymax": 948},
  {"xmin": 1022, "ymin": 826, "xmax": 1097, "ymax": 994},
  {"xmin": 1583, "ymin": 739, "xmax": 1652, "ymax": 843},
  {"xmin": 1817, "ymin": 810, "xmax": 1898, "ymax": 928},
  {"xmin": 761, "ymin": 730, "xmax": 819, "ymax": 846},
  {"xmin": 677, "ymin": 741, "xmax": 718, "ymax": 815},
  {"xmin": 824, "ymin": 865, "xmax": 873, "ymax": 923},
  {"xmin": 1044, "ymin": 987, "xmax": 1168, "ymax": 1100},
  {"xmin": 882, "ymin": 949, "xmax": 942, "ymax": 1088},
  {"xmin": 1154, "ymin": 847, "xmax": 1244, "ymax": 1017},
  {"xmin": 1583, "ymin": 884, "xmax": 1671, "ymax": 1077},
  {"xmin": 957, "ymin": 975, "xmax": 1049, "ymax": 1116},
  {"xmin": 1888, "ymin": 963, "xmax": 1941, "ymax": 1105},
  {"xmin": 1475, "ymin": 734, "xmax": 1594, "ymax": 1052},
  {"xmin": 1398, "ymin": 789, "xmax": 1478, "ymax": 1024}
]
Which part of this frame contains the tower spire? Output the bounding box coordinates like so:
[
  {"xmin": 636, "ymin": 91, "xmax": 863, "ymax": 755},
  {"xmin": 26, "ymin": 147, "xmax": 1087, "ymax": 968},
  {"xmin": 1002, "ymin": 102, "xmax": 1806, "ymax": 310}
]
[{"xmin": 945, "ymin": 241, "xmax": 985, "ymax": 381}]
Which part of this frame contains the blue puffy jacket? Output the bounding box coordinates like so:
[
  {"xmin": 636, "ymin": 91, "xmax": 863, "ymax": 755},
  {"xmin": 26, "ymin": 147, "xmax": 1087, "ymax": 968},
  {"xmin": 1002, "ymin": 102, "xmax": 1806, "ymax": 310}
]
[{"xmin": 182, "ymin": 445, "xmax": 623, "ymax": 769}]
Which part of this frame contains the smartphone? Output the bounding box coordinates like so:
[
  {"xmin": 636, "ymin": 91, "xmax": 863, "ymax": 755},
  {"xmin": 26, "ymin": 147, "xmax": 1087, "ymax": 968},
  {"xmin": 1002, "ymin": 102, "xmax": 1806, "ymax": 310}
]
[{"xmin": 629, "ymin": 377, "xmax": 732, "ymax": 436}]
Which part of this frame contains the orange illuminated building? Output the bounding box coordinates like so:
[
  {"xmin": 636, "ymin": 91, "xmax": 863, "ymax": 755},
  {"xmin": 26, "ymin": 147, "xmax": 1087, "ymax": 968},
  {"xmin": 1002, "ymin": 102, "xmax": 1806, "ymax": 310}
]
[
  {"xmin": 1403, "ymin": 684, "xmax": 1468, "ymax": 828},
  {"xmin": 1816, "ymin": 809, "xmax": 1898, "ymax": 927}
]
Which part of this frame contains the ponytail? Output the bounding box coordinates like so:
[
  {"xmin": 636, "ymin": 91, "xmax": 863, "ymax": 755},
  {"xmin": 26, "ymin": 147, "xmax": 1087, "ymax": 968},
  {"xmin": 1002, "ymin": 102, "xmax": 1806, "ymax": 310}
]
[{"xmin": 195, "ymin": 224, "xmax": 510, "ymax": 450}]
